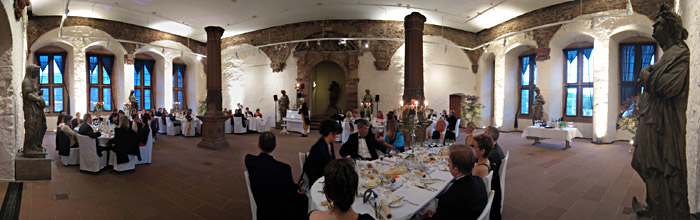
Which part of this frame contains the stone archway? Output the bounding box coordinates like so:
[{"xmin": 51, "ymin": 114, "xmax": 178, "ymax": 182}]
[{"xmin": 294, "ymin": 38, "xmax": 360, "ymax": 115}]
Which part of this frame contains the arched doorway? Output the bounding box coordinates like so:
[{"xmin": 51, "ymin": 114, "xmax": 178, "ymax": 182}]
[{"xmin": 311, "ymin": 61, "xmax": 345, "ymax": 116}]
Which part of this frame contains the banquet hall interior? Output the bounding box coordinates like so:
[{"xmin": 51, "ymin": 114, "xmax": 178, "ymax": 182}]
[{"xmin": 0, "ymin": 0, "xmax": 699, "ymax": 219}]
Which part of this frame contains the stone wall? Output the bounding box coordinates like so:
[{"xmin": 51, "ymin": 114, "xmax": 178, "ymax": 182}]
[
  {"xmin": 680, "ymin": 0, "xmax": 700, "ymax": 213},
  {"xmin": 0, "ymin": 0, "xmax": 28, "ymax": 180}
]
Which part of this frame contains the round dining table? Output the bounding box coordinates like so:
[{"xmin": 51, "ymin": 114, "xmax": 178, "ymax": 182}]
[{"xmin": 309, "ymin": 148, "xmax": 453, "ymax": 220}]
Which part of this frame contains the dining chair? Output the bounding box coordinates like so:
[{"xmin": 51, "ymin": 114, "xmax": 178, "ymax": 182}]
[
  {"xmin": 477, "ymin": 190, "xmax": 495, "ymax": 220},
  {"xmin": 244, "ymin": 171, "xmax": 258, "ymax": 220}
]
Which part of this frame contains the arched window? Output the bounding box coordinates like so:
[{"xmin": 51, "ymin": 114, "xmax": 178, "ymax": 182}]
[
  {"xmin": 87, "ymin": 53, "xmax": 115, "ymax": 111},
  {"xmin": 563, "ymin": 42, "xmax": 594, "ymax": 121},
  {"xmin": 173, "ymin": 63, "xmax": 186, "ymax": 110},
  {"xmin": 134, "ymin": 58, "xmax": 155, "ymax": 110},
  {"xmin": 35, "ymin": 50, "xmax": 67, "ymax": 113},
  {"xmin": 619, "ymin": 38, "xmax": 656, "ymax": 116},
  {"xmin": 518, "ymin": 53, "xmax": 536, "ymax": 116}
]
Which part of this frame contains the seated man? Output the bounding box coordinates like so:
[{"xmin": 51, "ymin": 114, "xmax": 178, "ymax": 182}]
[
  {"xmin": 245, "ymin": 132, "xmax": 307, "ymax": 220},
  {"xmin": 484, "ymin": 126, "xmax": 505, "ymax": 220},
  {"xmin": 233, "ymin": 109, "xmax": 247, "ymax": 128},
  {"xmin": 426, "ymin": 145, "xmax": 487, "ymax": 220},
  {"xmin": 155, "ymin": 108, "xmax": 163, "ymax": 117},
  {"xmin": 108, "ymin": 109, "xmax": 119, "ymax": 124},
  {"xmin": 340, "ymin": 119, "xmax": 392, "ymax": 160},
  {"xmin": 245, "ymin": 107, "xmax": 254, "ymax": 118},
  {"xmin": 78, "ymin": 113, "xmax": 104, "ymax": 156},
  {"xmin": 444, "ymin": 110, "xmax": 458, "ymax": 142},
  {"xmin": 168, "ymin": 109, "xmax": 181, "ymax": 126}
]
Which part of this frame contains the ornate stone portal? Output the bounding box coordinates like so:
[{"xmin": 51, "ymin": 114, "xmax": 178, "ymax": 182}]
[
  {"xmin": 631, "ymin": 4, "xmax": 693, "ymax": 220},
  {"xmin": 294, "ymin": 33, "xmax": 360, "ymax": 113},
  {"xmin": 197, "ymin": 26, "xmax": 229, "ymax": 150}
]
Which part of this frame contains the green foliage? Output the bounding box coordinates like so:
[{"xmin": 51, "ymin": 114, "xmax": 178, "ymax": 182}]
[
  {"xmin": 198, "ymin": 100, "xmax": 207, "ymax": 115},
  {"xmin": 461, "ymin": 95, "xmax": 484, "ymax": 123}
]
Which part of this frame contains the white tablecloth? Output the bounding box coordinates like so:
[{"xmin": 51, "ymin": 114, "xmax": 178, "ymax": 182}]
[
  {"xmin": 521, "ymin": 126, "xmax": 583, "ymax": 142},
  {"xmin": 97, "ymin": 135, "xmax": 113, "ymax": 147},
  {"xmin": 309, "ymin": 151, "xmax": 452, "ymax": 220},
  {"xmin": 247, "ymin": 117, "xmax": 263, "ymax": 132}
]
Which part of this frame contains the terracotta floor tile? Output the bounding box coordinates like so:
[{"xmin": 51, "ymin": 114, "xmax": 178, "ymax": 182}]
[
  {"xmin": 192, "ymin": 204, "xmax": 237, "ymax": 220},
  {"xmin": 535, "ymin": 205, "xmax": 567, "ymax": 220},
  {"xmin": 581, "ymin": 185, "xmax": 607, "ymax": 202}
]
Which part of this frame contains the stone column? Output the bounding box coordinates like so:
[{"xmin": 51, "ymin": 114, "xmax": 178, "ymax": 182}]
[
  {"xmin": 403, "ymin": 12, "xmax": 426, "ymax": 104},
  {"xmin": 197, "ymin": 26, "xmax": 229, "ymax": 150}
]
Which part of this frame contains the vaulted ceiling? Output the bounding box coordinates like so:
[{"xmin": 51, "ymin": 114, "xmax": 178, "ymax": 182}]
[{"xmin": 31, "ymin": 0, "xmax": 573, "ymax": 42}]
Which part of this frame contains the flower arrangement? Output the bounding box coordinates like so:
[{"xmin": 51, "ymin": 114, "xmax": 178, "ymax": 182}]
[
  {"xmin": 198, "ymin": 100, "xmax": 207, "ymax": 115},
  {"xmin": 93, "ymin": 101, "xmax": 104, "ymax": 112},
  {"xmin": 461, "ymin": 95, "xmax": 484, "ymax": 123}
]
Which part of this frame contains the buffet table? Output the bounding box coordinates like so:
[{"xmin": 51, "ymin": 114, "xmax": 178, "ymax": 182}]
[{"xmin": 521, "ymin": 126, "xmax": 583, "ymax": 150}]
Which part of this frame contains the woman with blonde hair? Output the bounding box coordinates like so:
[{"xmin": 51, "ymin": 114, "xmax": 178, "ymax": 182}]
[
  {"xmin": 379, "ymin": 119, "xmax": 404, "ymax": 153},
  {"xmin": 464, "ymin": 122, "xmax": 477, "ymax": 146}
]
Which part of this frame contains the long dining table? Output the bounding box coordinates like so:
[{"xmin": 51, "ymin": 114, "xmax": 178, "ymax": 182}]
[{"xmin": 309, "ymin": 147, "xmax": 453, "ymax": 220}]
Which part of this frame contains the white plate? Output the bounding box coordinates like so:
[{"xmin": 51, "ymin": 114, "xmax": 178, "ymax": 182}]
[
  {"xmin": 363, "ymin": 180, "xmax": 379, "ymax": 188},
  {"xmin": 388, "ymin": 198, "xmax": 404, "ymax": 208},
  {"xmin": 421, "ymin": 178, "xmax": 438, "ymax": 184},
  {"xmin": 387, "ymin": 178, "xmax": 403, "ymax": 190}
]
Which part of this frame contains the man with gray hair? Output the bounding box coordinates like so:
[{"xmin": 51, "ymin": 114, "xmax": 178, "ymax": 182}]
[
  {"xmin": 340, "ymin": 119, "xmax": 393, "ymax": 160},
  {"xmin": 484, "ymin": 125, "xmax": 505, "ymax": 220}
]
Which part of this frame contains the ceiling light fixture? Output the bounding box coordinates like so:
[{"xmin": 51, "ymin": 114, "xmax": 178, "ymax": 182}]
[
  {"xmin": 317, "ymin": 40, "xmax": 321, "ymax": 46},
  {"xmin": 364, "ymin": 41, "xmax": 369, "ymax": 48}
]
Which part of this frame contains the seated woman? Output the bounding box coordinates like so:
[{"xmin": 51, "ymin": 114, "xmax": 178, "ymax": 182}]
[
  {"xmin": 107, "ymin": 116, "xmax": 141, "ymax": 164},
  {"xmin": 464, "ymin": 122, "xmax": 477, "ymax": 146},
  {"xmin": 253, "ymin": 108, "xmax": 263, "ymax": 118},
  {"xmin": 470, "ymin": 134, "xmax": 494, "ymax": 178},
  {"xmin": 379, "ymin": 119, "xmax": 404, "ymax": 153},
  {"xmin": 308, "ymin": 158, "xmax": 374, "ymax": 220}
]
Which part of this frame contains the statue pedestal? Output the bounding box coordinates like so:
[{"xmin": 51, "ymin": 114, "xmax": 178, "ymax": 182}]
[
  {"xmin": 15, "ymin": 152, "xmax": 51, "ymax": 180},
  {"xmin": 197, "ymin": 115, "xmax": 230, "ymax": 150}
]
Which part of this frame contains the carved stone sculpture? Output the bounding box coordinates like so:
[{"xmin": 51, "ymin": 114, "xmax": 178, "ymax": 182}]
[
  {"xmin": 22, "ymin": 64, "xmax": 47, "ymax": 156},
  {"xmin": 532, "ymin": 87, "xmax": 545, "ymax": 124},
  {"xmin": 278, "ymin": 90, "xmax": 290, "ymax": 121},
  {"xmin": 328, "ymin": 81, "xmax": 341, "ymax": 112},
  {"xmin": 631, "ymin": 4, "xmax": 692, "ymax": 220},
  {"xmin": 362, "ymin": 89, "xmax": 373, "ymax": 116},
  {"xmin": 128, "ymin": 89, "xmax": 138, "ymax": 112}
]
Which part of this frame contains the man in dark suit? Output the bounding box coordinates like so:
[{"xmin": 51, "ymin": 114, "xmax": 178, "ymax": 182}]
[
  {"xmin": 485, "ymin": 126, "xmax": 505, "ymax": 220},
  {"xmin": 445, "ymin": 110, "xmax": 458, "ymax": 142},
  {"xmin": 426, "ymin": 145, "xmax": 487, "ymax": 220},
  {"xmin": 108, "ymin": 109, "xmax": 119, "ymax": 124},
  {"xmin": 78, "ymin": 113, "xmax": 103, "ymax": 156},
  {"xmin": 245, "ymin": 132, "xmax": 307, "ymax": 220},
  {"xmin": 340, "ymin": 119, "xmax": 392, "ymax": 160}
]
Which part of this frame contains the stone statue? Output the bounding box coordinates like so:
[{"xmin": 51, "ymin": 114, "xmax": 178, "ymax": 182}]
[
  {"xmin": 362, "ymin": 89, "xmax": 373, "ymax": 116},
  {"xmin": 631, "ymin": 4, "xmax": 692, "ymax": 220},
  {"xmin": 532, "ymin": 87, "xmax": 545, "ymax": 124},
  {"xmin": 328, "ymin": 81, "xmax": 341, "ymax": 112},
  {"xmin": 128, "ymin": 89, "xmax": 138, "ymax": 112},
  {"xmin": 278, "ymin": 90, "xmax": 290, "ymax": 121},
  {"xmin": 22, "ymin": 64, "xmax": 47, "ymax": 156}
]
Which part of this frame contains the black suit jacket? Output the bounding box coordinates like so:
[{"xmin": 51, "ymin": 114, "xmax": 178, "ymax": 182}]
[
  {"xmin": 245, "ymin": 153, "xmax": 307, "ymax": 220},
  {"xmin": 78, "ymin": 123, "xmax": 101, "ymax": 138},
  {"xmin": 447, "ymin": 115, "xmax": 458, "ymax": 131},
  {"xmin": 488, "ymin": 142, "xmax": 505, "ymax": 220},
  {"xmin": 55, "ymin": 129, "xmax": 71, "ymax": 156},
  {"xmin": 429, "ymin": 175, "xmax": 487, "ymax": 220},
  {"xmin": 304, "ymin": 137, "xmax": 336, "ymax": 185},
  {"xmin": 106, "ymin": 127, "xmax": 142, "ymax": 164},
  {"xmin": 340, "ymin": 132, "xmax": 386, "ymax": 160}
]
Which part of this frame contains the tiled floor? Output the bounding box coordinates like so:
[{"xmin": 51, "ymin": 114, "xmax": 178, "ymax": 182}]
[{"xmin": 6, "ymin": 128, "xmax": 644, "ymax": 220}]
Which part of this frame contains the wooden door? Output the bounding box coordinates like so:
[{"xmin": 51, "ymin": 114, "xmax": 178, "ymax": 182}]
[{"xmin": 449, "ymin": 95, "xmax": 462, "ymax": 118}]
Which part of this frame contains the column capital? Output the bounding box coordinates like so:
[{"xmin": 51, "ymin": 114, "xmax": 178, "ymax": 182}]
[
  {"xmin": 535, "ymin": 48, "xmax": 551, "ymax": 61},
  {"xmin": 404, "ymin": 12, "xmax": 427, "ymax": 32}
]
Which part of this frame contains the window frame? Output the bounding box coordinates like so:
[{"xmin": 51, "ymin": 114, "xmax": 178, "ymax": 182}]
[
  {"xmin": 86, "ymin": 53, "xmax": 115, "ymax": 112},
  {"xmin": 562, "ymin": 46, "xmax": 594, "ymax": 122},
  {"xmin": 134, "ymin": 58, "xmax": 155, "ymax": 110},
  {"xmin": 618, "ymin": 42, "xmax": 657, "ymax": 112},
  {"xmin": 172, "ymin": 63, "xmax": 186, "ymax": 110},
  {"xmin": 34, "ymin": 52, "xmax": 67, "ymax": 115},
  {"xmin": 517, "ymin": 53, "xmax": 537, "ymax": 119}
]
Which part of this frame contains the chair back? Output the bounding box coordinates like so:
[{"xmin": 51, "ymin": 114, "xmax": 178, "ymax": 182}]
[
  {"xmin": 455, "ymin": 119, "xmax": 461, "ymax": 138},
  {"xmin": 233, "ymin": 117, "xmax": 246, "ymax": 133},
  {"xmin": 225, "ymin": 118, "xmax": 232, "ymax": 133},
  {"xmin": 298, "ymin": 152, "xmax": 308, "ymax": 173},
  {"xmin": 477, "ymin": 190, "xmax": 495, "ymax": 220},
  {"xmin": 341, "ymin": 122, "xmax": 351, "ymax": 143},
  {"xmin": 483, "ymin": 170, "xmax": 493, "ymax": 194},
  {"xmin": 244, "ymin": 171, "xmax": 258, "ymax": 220},
  {"xmin": 263, "ymin": 116, "xmax": 274, "ymax": 132},
  {"xmin": 499, "ymin": 150, "xmax": 510, "ymax": 213},
  {"xmin": 76, "ymin": 134, "xmax": 101, "ymax": 172}
]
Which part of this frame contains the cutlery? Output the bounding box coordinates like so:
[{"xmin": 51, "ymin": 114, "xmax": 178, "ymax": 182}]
[
  {"xmin": 388, "ymin": 196, "xmax": 404, "ymax": 206},
  {"xmin": 404, "ymin": 199, "xmax": 419, "ymax": 206}
]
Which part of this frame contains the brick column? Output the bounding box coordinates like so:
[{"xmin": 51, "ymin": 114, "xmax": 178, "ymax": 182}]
[
  {"xmin": 197, "ymin": 26, "xmax": 229, "ymax": 150},
  {"xmin": 403, "ymin": 12, "xmax": 426, "ymax": 104}
]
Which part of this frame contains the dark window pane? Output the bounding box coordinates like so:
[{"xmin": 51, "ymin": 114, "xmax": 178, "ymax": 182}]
[
  {"xmin": 144, "ymin": 89, "xmax": 151, "ymax": 110},
  {"xmin": 40, "ymin": 88, "xmax": 49, "ymax": 108},
  {"xmin": 134, "ymin": 67, "xmax": 140, "ymax": 86},
  {"xmin": 102, "ymin": 66, "xmax": 111, "ymax": 85},
  {"xmin": 566, "ymin": 88, "xmax": 577, "ymax": 116},
  {"xmin": 53, "ymin": 57, "xmax": 63, "ymax": 84},
  {"xmin": 178, "ymin": 91, "xmax": 183, "ymax": 108},
  {"xmin": 103, "ymin": 88, "xmax": 111, "ymax": 111},
  {"xmin": 582, "ymin": 87, "xmax": 593, "ymax": 116},
  {"xmin": 39, "ymin": 56, "xmax": 49, "ymax": 84},
  {"xmin": 90, "ymin": 88, "xmax": 99, "ymax": 111},
  {"xmin": 178, "ymin": 69, "xmax": 184, "ymax": 88},
  {"xmin": 54, "ymin": 88, "xmax": 63, "ymax": 112},
  {"xmin": 521, "ymin": 56, "xmax": 530, "ymax": 86},
  {"xmin": 521, "ymin": 89, "xmax": 529, "ymax": 114},
  {"xmin": 144, "ymin": 67, "xmax": 151, "ymax": 87},
  {"xmin": 134, "ymin": 89, "xmax": 141, "ymax": 110}
]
